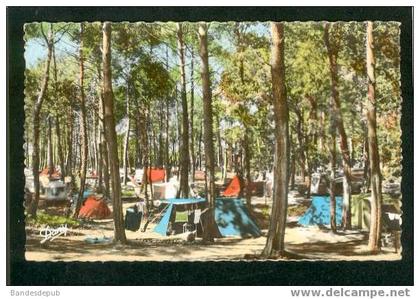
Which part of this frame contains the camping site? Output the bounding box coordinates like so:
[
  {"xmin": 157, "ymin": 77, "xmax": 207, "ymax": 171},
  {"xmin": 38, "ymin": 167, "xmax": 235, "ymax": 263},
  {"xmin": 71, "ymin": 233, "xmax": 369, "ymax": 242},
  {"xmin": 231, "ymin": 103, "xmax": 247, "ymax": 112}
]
[{"xmin": 23, "ymin": 21, "xmax": 402, "ymax": 261}]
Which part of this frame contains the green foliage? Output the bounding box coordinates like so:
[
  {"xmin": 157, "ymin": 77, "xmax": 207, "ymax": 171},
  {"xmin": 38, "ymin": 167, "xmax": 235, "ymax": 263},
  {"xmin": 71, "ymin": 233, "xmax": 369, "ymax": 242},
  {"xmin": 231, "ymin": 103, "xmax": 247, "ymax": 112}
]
[
  {"xmin": 121, "ymin": 189, "xmax": 135, "ymax": 197},
  {"xmin": 23, "ymin": 21, "xmax": 402, "ymax": 185},
  {"xmin": 131, "ymin": 55, "xmax": 174, "ymax": 102},
  {"xmin": 285, "ymin": 22, "xmax": 329, "ymax": 99},
  {"xmin": 26, "ymin": 211, "xmax": 80, "ymax": 228}
]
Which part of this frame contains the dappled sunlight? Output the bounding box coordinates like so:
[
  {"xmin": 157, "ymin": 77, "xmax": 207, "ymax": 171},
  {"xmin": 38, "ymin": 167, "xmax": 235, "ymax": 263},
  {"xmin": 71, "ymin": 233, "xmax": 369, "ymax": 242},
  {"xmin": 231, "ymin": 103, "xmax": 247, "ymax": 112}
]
[{"xmin": 23, "ymin": 20, "xmax": 402, "ymax": 262}]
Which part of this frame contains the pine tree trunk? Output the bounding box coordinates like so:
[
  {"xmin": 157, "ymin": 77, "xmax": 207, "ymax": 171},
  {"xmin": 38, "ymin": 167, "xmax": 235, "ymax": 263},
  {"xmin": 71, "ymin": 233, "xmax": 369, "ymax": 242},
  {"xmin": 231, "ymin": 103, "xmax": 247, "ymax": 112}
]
[
  {"xmin": 158, "ymin": 101, "xmax": 164, "ymax": 167},
  {"xmin": 53, "ymin": 126, "xmax": 57, "ymax": 171},
  {"xmin": 165, "ymin": 98, "xmax": 170, "ymax": 181},
  {"xmin": 366, "ymin": 21, "xmax": 382, "ymax": 253},
  {"xmin": 74, "ymin": 23, "xmax": 88, "ymax": 218},
  {"xmin": 77, "ymin": 134, "xmax": 81, "ymax": 175},
  {"xmin": 175, "ymin": 90, "xmax": 181, "ymax": 178},
  {"xmin": 47, "ymin": 116, "xmax": 54, "ymax": 177},
  {"xmin": 295, "ymin": 109, "xmax": 307, "ymax": 185},
  {"xmin": 65, "ymin": 107, "xmax": 73, "ymax": 179},
  {"xmin": 306, "ymin": 162, "xmax": 312, "ymax": 199},
  {"xmin": 43, "ymin": 131, "xmax": 48, "ymax": 170},
  {"xmin": 39, "ymin": 134, "xmax": 44, "ymax": 170},
  {"xmin": 92, "ymin": 111, "xmax": 99, "ymax": 178},
  {"xmin": 134, "ymin": 112, "xmax": 141, "ymax": 168},
  {"xmin": 363, "ymin": 127, "xmax": 371, "ymax": 190},
  {"xmin": 151, "ymin": 114, "xmax": 157, "ymax": 166},
  {"xmin": 164, "ymin": 47, "xmax": 171, "ymax": 180},
  {"xmin": 199, "ymin": 22, "xmax": 220, "ymax": 241},
  {"xmin": 198, "ymin": 123, "xmax": 203, "ymax": 170},
  {"xmin": 177, "ymin": 23, "xmax": 190, "ymax": 198},
  {"xmin": 139, "ymin": 105, "xmax": 150, "ymax": 207},
  {"xmin": 101, "ymin": 140, "xmax": 110, "ymax": 197},
  {"xmin": 25, "ymin": 128, "xmax": 30, "ymax": 167},
  {"xmin": 28, "ymin": 25, "xmax": 53, "ymax": 217},
  {"xmin": 123, "ymin": 81, "xmax": 130, "ymax": 185},
  {"xmin": 62, "ymin": 124, "xmax": 67, "ymax": 163},
  {"xmin": 97, "ymin": 65, "xmax": 110, "ymax": 198},
  {"xmin": 102, "ymin": 22, "xmax": 127, "ymax": 244},
  {"xmin": 290, "ymin": 152, "xmax": 296, "ymax": 191},
  {"xmin": 262, "ymin": 22, "xmax": 289, "ymax": 258},
  {"xmin": 305, "ymin": 95, "xmax": 317, "ymax": 198},
  {"xmin": 324, "ymin": 22, "xmax": 352, "ymax": 230},
  {"xmin": 243, "ymin": 127, "xmax": 252, "ymax": 208},
  {"xmin": 97, "ymin": 127, "xmax": 103, "ymax": 191},
  {"xmin": 119, "ymin": 135, "xmax": 123, "ymax": 167},
  {"xmin": 223, "ymin": 147, "xmax": 228, "ymax": 180},
  {"xmin": 319, "ymin": 111, "xmax": 325, "ymax": 152},
  {"xmin": 329, "ymin": 129, "xmax": 337, "ymax": 233},
  {"xmin": 89, "ymin": 120, "xmax": 96, "ymax": 171},
  {"xmin": 55, "ymin": 118, "xmax": 65, "ymax": 178},
  {"xmin": 216, "ymin": 115, "xmax": 223, "ymax": 169},
  {"xmin": 52, "ymin": 44, "xmax": 65, "ymax": 178},
  {"xmin": 190, "ymin": 49, "xmax": 195, "ymax": 182},
  {"xmin": 147, "ymin": 108, "xmax": 155, "ymax": 202}
]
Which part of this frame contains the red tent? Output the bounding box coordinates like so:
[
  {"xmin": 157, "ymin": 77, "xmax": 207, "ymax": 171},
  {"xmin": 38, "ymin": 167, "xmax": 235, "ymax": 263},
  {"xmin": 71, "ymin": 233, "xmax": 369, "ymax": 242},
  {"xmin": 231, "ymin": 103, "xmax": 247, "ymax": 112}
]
[
  {"xmin": 221, "ymin": 176, "xmax": 241, "ymax": 197},
  {"xmin": 78, "ymin": 196, "xmax": 112, "ymax": 219},
  {"xmin": 145, "ymin": 168, "xmax": 166, "ymax": 183},
  {"xmin": 39, "ymin": 168, "xmax": 61, "ymax": 179},
  {"xmin": 220, "ymin": 176, "xmax": 265, "ymax": 197}
]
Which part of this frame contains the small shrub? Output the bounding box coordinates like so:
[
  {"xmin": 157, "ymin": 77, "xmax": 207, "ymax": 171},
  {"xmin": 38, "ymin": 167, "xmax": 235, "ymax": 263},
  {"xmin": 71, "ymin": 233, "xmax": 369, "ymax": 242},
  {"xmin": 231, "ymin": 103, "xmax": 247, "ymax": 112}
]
[{"xmin": 26, "ymin": 212, "xmax": 80, "ymax": 228}]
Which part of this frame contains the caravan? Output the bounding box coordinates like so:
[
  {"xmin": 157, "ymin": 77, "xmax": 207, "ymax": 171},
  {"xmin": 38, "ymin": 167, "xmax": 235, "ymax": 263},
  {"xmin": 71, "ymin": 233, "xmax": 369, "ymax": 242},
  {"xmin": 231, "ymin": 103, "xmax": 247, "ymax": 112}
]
[{"xmin": 25, "ymin": 168, "xmax": 68, "ymax": 206}]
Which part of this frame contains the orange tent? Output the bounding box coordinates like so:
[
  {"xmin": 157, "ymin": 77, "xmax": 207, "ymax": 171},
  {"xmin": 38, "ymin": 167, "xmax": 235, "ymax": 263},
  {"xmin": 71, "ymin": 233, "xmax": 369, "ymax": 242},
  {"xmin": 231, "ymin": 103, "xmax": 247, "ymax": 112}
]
[
  {"xmin": 145, "ymin": 168, "xmax": 166, "ymax": 183},
  {"xmin": 78, "ymin": 196, "xmax": 112, "ymax": 219},
  {"xmin": 39, "ymin": 168, "xmax": 61, "ymax": 179},
  {"xmin": 221, "ymin": 176, "xmax": 242, "ymax": 197}
]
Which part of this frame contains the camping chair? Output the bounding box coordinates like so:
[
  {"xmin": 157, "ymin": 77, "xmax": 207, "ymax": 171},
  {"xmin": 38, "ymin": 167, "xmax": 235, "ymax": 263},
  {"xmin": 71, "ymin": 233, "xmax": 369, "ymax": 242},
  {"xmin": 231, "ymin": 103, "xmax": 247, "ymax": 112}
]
[
  {"xmin": 182, "ymin": 209, "xmax": 200, "ymax": 234},
  {"xmin": 183, "ymin": 222, "xmax": 195, "ymax": 233}
]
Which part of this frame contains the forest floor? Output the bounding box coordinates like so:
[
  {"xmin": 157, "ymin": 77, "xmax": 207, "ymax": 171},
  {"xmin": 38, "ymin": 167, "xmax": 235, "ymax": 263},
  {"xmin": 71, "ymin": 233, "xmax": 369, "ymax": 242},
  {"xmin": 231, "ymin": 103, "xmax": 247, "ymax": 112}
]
[{"xmin": 25, "ymin": 195, "xmax": 401, "ymax": 262}]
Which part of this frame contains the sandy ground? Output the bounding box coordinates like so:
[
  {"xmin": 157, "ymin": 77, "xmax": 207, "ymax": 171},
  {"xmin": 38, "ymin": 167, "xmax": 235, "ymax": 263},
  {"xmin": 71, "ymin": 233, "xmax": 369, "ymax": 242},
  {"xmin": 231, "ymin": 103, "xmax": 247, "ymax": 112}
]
[
  {"xmin": 25, "ymin": 226, "xmax": 401, "ymax": 262},
  {"xmin": 25, "ymin": 194, "xmax": 401, "ymax": 262}
]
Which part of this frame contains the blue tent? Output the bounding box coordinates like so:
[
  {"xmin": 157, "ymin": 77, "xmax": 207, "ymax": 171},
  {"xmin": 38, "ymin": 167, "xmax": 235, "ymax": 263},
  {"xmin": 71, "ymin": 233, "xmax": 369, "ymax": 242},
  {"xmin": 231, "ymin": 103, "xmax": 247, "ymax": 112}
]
[
  {"xmin": 215, "ymin": 198, "xmax": 261, "ymax": 237},
  {"xmin": 154, "ymin": 198, "xmax": 206, "ymax": 236},
  {"xmin": 154, "ymin": 197, "xmax": 261, "ymax": 238},
  {"xmin": 298, "ymin": 196, "xmax": 343, "ymax": 226},
  {"xmin": 83, "ymin": 190, "xmax": 94, "ymax": 199}
]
